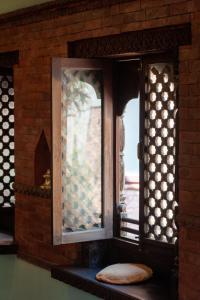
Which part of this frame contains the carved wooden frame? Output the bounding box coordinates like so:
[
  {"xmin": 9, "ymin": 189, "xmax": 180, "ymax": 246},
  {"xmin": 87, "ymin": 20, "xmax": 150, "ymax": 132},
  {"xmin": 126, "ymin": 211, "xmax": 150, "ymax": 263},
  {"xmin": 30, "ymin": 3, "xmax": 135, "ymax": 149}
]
[{"xmin": 69, "ymin": 24, "xmax": 191, "ymax": 58}]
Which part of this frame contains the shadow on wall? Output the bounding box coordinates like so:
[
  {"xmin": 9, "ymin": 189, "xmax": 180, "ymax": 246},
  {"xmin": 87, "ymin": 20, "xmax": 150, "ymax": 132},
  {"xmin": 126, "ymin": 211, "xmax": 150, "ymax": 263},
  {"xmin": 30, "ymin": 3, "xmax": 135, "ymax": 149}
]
[{"xmin": 0, "ymin": 256, "xmax": 101, "ymax": 300}]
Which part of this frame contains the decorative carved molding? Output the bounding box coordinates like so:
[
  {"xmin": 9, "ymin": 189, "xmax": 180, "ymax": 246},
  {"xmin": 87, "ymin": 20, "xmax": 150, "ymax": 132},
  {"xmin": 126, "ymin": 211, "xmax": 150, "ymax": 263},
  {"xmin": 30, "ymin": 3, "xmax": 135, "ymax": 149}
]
[
  {"xmin": 69, "ymin": 24, "xmax": 191, "ymax": 58},
  {"xmin": 14, "ymin": 182, "xmax": 51, "ymax": 198},
  {"xmin": 0, "ymin": 0, "xmax": 132, "ymax": 27}
]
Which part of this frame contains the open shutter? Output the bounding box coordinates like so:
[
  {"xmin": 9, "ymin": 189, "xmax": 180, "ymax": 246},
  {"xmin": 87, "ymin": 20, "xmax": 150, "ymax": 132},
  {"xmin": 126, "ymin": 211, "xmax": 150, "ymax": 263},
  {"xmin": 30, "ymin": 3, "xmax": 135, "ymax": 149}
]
[
  {"xmin": 141, "ymin": 54, "xmax": 178, "ymax": 245},
  {"xmin": 52, "ymin": 58, "xmax": 113, "ymax": 244}
]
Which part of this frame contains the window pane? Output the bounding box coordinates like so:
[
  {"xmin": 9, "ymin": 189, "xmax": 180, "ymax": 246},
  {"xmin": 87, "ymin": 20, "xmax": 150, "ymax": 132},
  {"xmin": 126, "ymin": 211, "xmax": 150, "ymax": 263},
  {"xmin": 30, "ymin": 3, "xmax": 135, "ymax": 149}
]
[
  {"xmin": 61, "ymin": 69, "xmax": 102, "ymax": 232},
  {"xmin": 124, "ymin": 99, "xmax": 139, "ymax": 221},
  {"xmin": 120, "ymin": 98, "xmax": 140, "ymax": 241}
]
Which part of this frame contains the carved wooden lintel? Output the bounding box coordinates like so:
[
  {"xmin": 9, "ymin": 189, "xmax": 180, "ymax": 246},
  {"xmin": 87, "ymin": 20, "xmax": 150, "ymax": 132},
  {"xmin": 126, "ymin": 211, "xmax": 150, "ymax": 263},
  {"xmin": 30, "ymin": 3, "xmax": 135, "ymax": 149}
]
[
  {"xmin": 14, "ymin": 182, "xmax": 51, "ymax": 199},
  {"xmin": 69, "ymin": 24, "xmax": 191, "ymax": 58}
]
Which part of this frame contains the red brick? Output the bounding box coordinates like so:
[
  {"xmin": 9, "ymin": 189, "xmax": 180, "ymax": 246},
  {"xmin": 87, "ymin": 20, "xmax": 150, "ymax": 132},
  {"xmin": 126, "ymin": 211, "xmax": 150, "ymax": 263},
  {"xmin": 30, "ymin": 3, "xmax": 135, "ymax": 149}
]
[
  {"xmin": 189, "ymin": 59, "xmax": 200, "ymax": 73},
  {"xmin": 84, "ymin": 18, "xmax": 102, "ymax": 31},
  {"xmin": 180, "ymin": 251, "xmax": 200, "ymax": 268},
  {"xmin": 179, "ymin": 60, "xmax": 189, "ymax": 73},
  {"xmin": 110, "ymin": 4, "xmax": 120, "ymax": 15},
  {"xmin": 179, "ymin": 71, "xmax": 198, "ymax": 84},
  {"xmin": 193, "ymin": 0, "xmax": 200, "ymax": 11},
  {"xmin": 180, "ymin": 119, "xmax": 200, "ymax": 131},
  {"xmin": 124, "ymin": 10, "xmax": 146, "ymax": 23},
  {"xmin": 180, "ymin": 131, "xmax": 200, "ymax": 143},
  {"xmin": 180, "ymin": 228, "xmax": 200, "ymax": 254},
  {"xmin": 179, "ymin": 143, "xmax": 200, "ymax": 155},
  {"xmin": 180, "ymin": 263, "xmax": 200, "ymax": 290},
  {"xmin": 170, "ymin": 1, "xmax": 193, "ymax": 15},
  {"xmin": 180, "ymin": 107, "xmax": 200, "ymax": 119},
  {"xmin": 179, "ymin": 154, "xmax": 200, "ymax": 167},
  {"xmin": 180, "ymin": 166, "xmax": 200, "ymax": 180},
  {"xmin": 180, "ymin": 96, "xmax": 200, "ymax": 108},
  {"xmin": 179, "ymin": 46, "xmax": 200, "ymax": 61},
  {"xmin": 119, "ymin": 1, "xmax": 140, "ymax": 13},
  {"xmin": 189, "ymin": 83, "xmax": 200, "ymax": 96},
  {"xmin": 179, "ymin": 84, "xmax": 190, "ymax": 96},
  {"xmin": 181, "ymin": 194, "xmax": 200, "ymax": 215},
  {"xmin": 103, "ymin": 14, "xmax": 123, "ymax": 27},
  {"xmin": 141, "ymin": 0, "xmax": 185, "ymax": 9},
  {"xmin": 145, "ymin": 5, "xmax": 170, "ymax": 20},
  {"xmin": 192, "ymin": 11, "xmax": 200, "ymax": 23},
  {"xmin": 180, "ymin": 178, "xmax": 200, "ymax": 192}
]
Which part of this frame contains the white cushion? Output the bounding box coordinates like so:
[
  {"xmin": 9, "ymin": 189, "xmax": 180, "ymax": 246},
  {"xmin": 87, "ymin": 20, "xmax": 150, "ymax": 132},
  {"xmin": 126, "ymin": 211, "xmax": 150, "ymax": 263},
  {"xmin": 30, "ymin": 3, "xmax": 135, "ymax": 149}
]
[{"xmin": 96, "ymin": 263, "xmax": 153, "ymax": 285}]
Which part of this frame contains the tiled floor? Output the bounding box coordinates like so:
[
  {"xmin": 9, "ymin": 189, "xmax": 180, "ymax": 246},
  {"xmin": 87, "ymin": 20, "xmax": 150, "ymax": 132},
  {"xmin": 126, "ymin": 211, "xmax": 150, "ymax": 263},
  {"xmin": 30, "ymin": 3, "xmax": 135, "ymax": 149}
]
[{"xmin": 0, "ymin": 232, "xmax": 13, "ymax": 245}]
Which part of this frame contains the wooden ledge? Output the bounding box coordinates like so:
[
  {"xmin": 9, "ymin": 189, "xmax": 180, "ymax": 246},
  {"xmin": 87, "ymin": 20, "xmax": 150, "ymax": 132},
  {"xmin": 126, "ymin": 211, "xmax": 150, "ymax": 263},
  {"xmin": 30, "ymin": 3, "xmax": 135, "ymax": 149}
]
[
  {"xmin": 0, "ymin": 244, "xmax": 18, "ymax": 254},
  {"xmin": 0, "ymin": 243, "xmax": 18, "ymax": 255},
  {"xmin": 51, "ymin": 266, "xmax": 171, "ymax": 300},
  {"xmin": 0, "ymin": 232, "xmax": 17, "ymax": 254},
  {"xmin": 14, "ymin": 183, "xmax": 51, "ymax": 198},
  {"xmin": 0, "ymin": 232, "xmax": 13, "ymax": 244}
]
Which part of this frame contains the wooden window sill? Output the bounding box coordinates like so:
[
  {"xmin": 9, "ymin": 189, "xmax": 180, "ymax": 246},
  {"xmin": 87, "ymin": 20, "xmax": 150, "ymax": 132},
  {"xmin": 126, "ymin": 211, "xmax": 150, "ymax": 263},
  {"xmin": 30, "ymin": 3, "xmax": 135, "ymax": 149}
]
[
  {"xmin": 0, "ymin": 243, "xmax": 18, "ymax": 254},
  {"xmin": 51, "ymin": 266, "xmax": 171, "ymax": 300},
  {"xmin": 0, "ymin": 232, "xmax": 13, "ymax": 244},
  {"xmin": 0, "ymin": 231, "xmax": 17, "ymax": 254}
]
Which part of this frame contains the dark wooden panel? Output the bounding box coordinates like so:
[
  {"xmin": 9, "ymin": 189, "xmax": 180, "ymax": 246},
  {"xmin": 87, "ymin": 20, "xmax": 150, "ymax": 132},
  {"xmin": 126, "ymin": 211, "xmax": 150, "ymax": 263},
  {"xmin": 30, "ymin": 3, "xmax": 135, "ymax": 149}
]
[
  {"xmin": 111, "ymin": 238, "xmax": 175, "ymax": 276},
  {"xmin": 114, "ymin": 59, "xmax": 140, "ymax": 116},
  {"xmin": 0, "ymin": 207, "xmax": 14, "ymax": 234},
  {"xmin": 0, "ymin": 243, "xmax": 17, "ymax": 254}
]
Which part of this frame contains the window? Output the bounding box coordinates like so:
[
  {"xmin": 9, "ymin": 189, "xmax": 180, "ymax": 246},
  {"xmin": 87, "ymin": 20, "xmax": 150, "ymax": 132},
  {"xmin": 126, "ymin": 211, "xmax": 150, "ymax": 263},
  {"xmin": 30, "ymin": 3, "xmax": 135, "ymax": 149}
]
[
  {"xmin": 0, "ymin": 68, "xmax": 15, "ymax": 208},
  {"xmin": 119, "ymin": 98, "xmax": 140, "ymax": 241},
  {"xmin": 52, "ymin": 58, "xmax": 113, "ymax": 244},
  {"xmin": 52, "ymin": 54, "xmax": 178, "ymax": 247},
  {"xmin": 0, "ymin": 51, "xmax": 18, "ymax": 242},
  {"xmin": 115, "ymin": 55, "xmax": 178, "ymax": 246},
  {"xmin": 0, "ymin": 68, "xmax": 15, "ymax": 241}
]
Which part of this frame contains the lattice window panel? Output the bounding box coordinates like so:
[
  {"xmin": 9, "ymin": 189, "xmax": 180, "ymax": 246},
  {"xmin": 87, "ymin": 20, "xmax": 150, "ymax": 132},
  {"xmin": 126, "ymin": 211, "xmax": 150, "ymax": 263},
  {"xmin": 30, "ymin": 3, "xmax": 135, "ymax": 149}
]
[
  {"xmin": 0, "ymin": 73, "xmax": 15, "ymax": 207},
  {"xmin": 143, "ymin": 63, "xmax": 178, "ymax": 244}
]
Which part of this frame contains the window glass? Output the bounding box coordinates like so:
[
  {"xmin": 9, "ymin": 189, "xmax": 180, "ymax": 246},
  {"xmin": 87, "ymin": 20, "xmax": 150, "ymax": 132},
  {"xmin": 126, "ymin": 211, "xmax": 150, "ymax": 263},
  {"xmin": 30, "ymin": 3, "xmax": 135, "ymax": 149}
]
[
  {"xmin": 120, "ymin": 98, "xmax": 140, "ymax": 240},
  {"xmin": 124, "ymin": 99, "xmax": 140, "ymax": 221},
  {"xmin": 61, "ymin": 69, "xmax": 103, "ymax": 232}
]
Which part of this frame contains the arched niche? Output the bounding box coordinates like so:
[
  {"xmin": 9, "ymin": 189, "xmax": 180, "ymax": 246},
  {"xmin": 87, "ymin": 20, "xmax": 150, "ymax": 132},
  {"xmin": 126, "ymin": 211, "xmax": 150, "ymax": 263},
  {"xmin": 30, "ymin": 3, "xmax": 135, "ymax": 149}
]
[{"xmin": 34, "ymin": 130, "xmax": 51, "ymax": 186}]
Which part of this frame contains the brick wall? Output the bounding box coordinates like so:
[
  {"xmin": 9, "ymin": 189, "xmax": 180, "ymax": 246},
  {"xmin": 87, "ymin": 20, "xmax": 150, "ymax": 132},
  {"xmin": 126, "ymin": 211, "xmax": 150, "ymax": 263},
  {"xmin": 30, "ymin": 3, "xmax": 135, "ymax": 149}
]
[
  {"xmin": 178, "ymin": 1, "xmax": 200, "ymax": 299},
  {"xmin": 0, "ymin": 0, "xmax": 198, "ymax": 298}
]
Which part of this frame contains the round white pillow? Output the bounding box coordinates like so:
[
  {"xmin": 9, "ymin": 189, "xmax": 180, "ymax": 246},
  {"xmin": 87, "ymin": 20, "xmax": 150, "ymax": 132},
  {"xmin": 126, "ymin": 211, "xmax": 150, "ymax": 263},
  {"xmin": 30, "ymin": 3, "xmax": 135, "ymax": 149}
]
[{"xmin": 96, "ymin": 263, "xmax": 153, "ymax": 285}]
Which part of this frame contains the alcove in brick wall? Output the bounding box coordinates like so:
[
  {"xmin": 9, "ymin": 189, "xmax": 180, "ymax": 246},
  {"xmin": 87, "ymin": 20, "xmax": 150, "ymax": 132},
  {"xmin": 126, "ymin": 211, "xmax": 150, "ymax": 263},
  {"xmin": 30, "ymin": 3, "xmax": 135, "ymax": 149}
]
[{"xmin": 34, "ymin": 130, "xmax": 51, "ymax": 186}]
